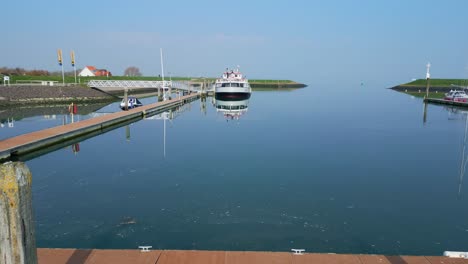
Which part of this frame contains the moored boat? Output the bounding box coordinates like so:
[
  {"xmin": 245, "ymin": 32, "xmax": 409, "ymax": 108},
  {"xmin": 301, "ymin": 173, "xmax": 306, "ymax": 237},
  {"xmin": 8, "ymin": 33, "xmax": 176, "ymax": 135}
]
[
  {"xmin": 444, "ymin": 90, "xmax": 468, "ymax": 102},
  {"xmin": 120, "ymin": 97, "xmax": 143, "ymax": 110},
  {"xmin": 214, "ymin": 68, "xmax": 251, "ymax": 100}
]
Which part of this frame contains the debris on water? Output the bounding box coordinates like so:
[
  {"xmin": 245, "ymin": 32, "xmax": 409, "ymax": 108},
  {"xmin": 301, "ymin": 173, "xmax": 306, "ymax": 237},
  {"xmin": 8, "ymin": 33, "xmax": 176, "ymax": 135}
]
[{"xmin": 119, "ymin": 216, "xmax": 137, "ymax": 226}]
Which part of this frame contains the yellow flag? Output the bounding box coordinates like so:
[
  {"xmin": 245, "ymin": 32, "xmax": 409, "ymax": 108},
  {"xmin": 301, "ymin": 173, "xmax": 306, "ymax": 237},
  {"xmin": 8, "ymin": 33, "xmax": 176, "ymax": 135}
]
[
  {"xmin": 57, "ymin": 49, "xmax": 63, "ymax": 65},
  {"xmin": 70, "ymin": 51, "xmax": 75, "ymax": 66}
]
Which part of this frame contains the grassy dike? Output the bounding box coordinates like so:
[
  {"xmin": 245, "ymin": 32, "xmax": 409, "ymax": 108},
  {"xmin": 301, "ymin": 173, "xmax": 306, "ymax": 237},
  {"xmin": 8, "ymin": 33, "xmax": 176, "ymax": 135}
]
[
  {"xmin": 390, "ymin": 78, "xmax": 468, "ymax": 98},
  {"xmin": 1, "ymin": 75, "xmax": 307, "ymax": 89}
]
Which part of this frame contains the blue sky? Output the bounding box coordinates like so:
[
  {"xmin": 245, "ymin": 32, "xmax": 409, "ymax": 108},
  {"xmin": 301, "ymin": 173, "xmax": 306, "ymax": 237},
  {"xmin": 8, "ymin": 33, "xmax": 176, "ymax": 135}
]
[{"xmin": 2, "ymin": 0, "xmax": 468, "ymax": 86}]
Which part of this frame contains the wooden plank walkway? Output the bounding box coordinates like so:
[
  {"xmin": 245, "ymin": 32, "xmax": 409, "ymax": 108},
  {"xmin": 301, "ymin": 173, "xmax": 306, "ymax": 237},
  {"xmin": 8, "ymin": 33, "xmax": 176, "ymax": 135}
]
[
  {"xmin": 0, "ymin": 93, "xmax": 199, "ymax": 161},
  {"xmin": 37, "ymin": 249, "xmax": 468, "ymax": 264},
  {"xmin": 424, "ymin": 98, "xmax": 468, "ymax": 107}
]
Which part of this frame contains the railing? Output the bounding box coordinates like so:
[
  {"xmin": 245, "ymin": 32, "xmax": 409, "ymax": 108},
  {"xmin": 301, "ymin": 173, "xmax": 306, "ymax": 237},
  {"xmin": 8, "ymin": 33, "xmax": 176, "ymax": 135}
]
[
  {"xmin": 86, "ymin": 79, "xmax": 215, "ymax": 93},
  {"xmin": 88, "ymin": 80, "xmax": 172, "ymax": 89}
]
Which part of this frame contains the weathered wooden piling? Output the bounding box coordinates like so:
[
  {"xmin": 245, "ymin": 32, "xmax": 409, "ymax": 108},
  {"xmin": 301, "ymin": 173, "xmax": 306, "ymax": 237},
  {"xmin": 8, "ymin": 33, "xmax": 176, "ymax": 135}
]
[
  {"xmin": 124, "ymin": 88, "xmax": 128, "ymax": 111},
  {"xmin": 0, "ymin": 162, "xmax": 37, "ymax": 264}
]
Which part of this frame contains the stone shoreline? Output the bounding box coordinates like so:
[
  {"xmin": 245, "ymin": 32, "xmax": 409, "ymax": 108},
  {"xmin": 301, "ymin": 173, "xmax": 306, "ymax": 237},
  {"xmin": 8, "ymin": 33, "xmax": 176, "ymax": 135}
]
[
  {"xmin": 0, "ymin": 85, "xmax": 116, "ymax": 107},
  {"xmin": 250, "ymin": 82, "xmax": 307, "ymax": 89},
  {"xmin": 390, "ymin": 85, "xmax": 454, "ymax": 93}
]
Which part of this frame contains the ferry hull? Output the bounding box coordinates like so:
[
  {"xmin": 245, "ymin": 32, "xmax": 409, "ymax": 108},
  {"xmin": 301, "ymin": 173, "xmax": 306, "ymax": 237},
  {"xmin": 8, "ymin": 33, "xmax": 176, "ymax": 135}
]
[{"xmin": 215, "ymin": 92, "xmax": 251, "ymax": 100}]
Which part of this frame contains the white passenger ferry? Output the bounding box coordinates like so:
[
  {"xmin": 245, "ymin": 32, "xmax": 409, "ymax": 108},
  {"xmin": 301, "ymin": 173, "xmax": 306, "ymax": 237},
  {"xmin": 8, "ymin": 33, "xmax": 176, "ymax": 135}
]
[{"xmin": 214, "ymin": 68, "xmax": 251, "ymax": 100}]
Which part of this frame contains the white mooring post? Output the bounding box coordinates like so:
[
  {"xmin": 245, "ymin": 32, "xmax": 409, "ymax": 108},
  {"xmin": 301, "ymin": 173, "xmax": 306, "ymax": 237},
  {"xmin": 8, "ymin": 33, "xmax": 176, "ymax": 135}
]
[{"xmin": 0, "ymin": 162, "xmax": 38, "ymax": 264}]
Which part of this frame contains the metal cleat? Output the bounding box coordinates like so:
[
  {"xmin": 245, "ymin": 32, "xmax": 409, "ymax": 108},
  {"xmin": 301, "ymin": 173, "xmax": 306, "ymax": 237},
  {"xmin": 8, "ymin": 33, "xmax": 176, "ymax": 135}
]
[
  {"xmin": 291, "ymin": 249, "xmax": 305, "ymax": 255},
  {"xmin": 139, "ymin": 246, "xmax": 152, "ymax": 252}
]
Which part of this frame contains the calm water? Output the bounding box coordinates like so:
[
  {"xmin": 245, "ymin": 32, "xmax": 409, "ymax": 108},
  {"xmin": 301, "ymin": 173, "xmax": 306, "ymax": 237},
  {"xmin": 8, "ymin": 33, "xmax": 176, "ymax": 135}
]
[{"xmin": 2, "ymin": 82, "xmax": 468, "ymax": 255}]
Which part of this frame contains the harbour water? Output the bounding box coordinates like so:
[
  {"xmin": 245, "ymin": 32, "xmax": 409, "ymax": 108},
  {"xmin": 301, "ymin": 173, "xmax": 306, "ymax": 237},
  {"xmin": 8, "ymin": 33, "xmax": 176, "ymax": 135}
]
[{"xmin": 2, "ymin": 81, "xmax": 468, "ymax": 256}]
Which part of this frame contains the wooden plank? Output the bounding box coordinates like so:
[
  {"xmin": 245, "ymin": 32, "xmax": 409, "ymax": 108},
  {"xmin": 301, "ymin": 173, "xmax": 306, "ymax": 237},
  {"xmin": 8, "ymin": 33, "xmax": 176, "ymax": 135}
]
[
  {"xmin": 385, "ymin": 255, "xmax": 431, "ymax": 264},
  {"xmin": 292, "ymin": 253, "xmax": 361, "ymax": 264},
  {"xmin": 226, "ymin": 251, "xmax": 292, "ymax": 264},
  {"xmin": 86, "ymin": 249, "xmax": 161, "ymax": 264},
  {"xmin": 37, "ymin": 249, "xmax": 468, "ymax": 264},
  {"xmin": 157, "ymin": 250, "xmax": 226, "ymax": 264},
  {"xmin": 425, "ymin": 256, "xmax": 468, "ymax": 264},
  {"xmin": 38, "ymin": 249, "xmax": 93, "ymax": 264},
  {"xmin": 358, "ymin": 254, "xmax": 391, "ymax": 264}
]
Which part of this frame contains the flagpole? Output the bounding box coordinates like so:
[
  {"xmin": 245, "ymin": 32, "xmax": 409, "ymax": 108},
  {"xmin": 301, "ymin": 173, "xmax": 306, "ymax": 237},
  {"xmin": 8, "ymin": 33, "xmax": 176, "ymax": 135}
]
[
  {"xmin": 61, "ymin": 63, "xmax": 65, "ymax": 86},
  {"xmin": 71, "ymin": 51, "xmax": 77, "ymax": 84},
  {"xmin": 58, "ymin": 49, "xmax": 64, "ymax": 85}
]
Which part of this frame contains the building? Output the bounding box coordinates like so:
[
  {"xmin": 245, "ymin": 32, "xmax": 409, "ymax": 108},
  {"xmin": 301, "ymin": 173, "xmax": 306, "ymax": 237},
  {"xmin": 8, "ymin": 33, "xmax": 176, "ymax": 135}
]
[{"xmin": 78, "ymin": 66, "xmax": 112, "ymax": 77}]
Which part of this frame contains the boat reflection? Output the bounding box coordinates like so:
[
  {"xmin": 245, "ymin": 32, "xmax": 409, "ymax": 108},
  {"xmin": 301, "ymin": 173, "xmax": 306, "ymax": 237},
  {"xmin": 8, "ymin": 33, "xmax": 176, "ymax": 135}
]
[
  {"xmin": 0, "ymin": 118, "xmax": 14, "ymax": 128},
  {"xmin": 423, "ymin": 104, "xmax": 468, "ymax": 198},
  {"xmin": 214, "ymin": 98, "xmax": 249, "ymax": 121}
]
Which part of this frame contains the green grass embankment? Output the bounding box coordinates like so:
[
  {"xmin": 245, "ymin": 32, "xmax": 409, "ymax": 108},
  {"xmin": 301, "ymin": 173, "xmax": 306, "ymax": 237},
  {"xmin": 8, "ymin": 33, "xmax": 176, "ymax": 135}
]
[{"xmin": 391, "ymin": 78, "xmax": 468, "ymax": 98}]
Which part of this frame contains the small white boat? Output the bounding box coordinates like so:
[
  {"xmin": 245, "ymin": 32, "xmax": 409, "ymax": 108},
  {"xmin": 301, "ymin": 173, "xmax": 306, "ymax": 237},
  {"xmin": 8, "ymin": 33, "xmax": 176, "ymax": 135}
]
[
  {"xmin": 120, "ymin": 97, "xmax": 143, "ymax": 110},
  {"xmin": 445, "ymin": 90, "xmax": 468, "ymax": 102},
  {"xmin": 443, "ymin": 251, "xmax": 468, "ymax": 259},
  {"xmin": 214, "ymin": 68, "xmax": 251, "ymax": 100}
]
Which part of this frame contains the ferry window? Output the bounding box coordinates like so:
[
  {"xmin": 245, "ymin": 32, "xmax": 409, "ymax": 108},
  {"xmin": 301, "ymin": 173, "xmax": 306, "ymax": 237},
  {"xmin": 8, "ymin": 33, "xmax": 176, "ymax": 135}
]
[
  {"xmin": 231, "ymin": 83, "xmax": 239, "ymax": 87},
  {"xmin": 240, "ymin": 83, "xmax": 244, "ymax": 87},
  {"xmin": 222, "ymin": 83, "xmax": 229, "ymax": 87}
]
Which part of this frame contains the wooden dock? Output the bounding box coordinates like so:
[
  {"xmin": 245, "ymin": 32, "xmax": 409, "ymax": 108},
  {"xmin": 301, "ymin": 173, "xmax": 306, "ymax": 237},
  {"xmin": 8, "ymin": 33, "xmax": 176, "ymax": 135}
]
[
  {"xmin": 0, "ymin": 93, "xmax": 199, "ymax": 162},
  {"xmin": 424, "ymin": 97, "xmax": 468, "ymax": 107},
  {"xmin": 37, "ymin": 248, "xmax": 468, "ymax": 264}
]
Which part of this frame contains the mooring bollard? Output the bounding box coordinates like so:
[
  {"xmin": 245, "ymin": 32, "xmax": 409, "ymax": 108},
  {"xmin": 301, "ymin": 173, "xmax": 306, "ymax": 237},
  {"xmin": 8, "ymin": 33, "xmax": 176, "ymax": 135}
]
[{"xmin": 0, "ymin": 162, "xmax": 37, "ymax": 264}]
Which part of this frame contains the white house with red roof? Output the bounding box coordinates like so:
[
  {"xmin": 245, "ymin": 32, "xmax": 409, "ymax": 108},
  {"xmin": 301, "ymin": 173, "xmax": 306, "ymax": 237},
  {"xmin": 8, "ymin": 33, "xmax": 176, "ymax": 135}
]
[{"xmin": 78, "ymin": 66, "xmax": 112, "ymax": 77}]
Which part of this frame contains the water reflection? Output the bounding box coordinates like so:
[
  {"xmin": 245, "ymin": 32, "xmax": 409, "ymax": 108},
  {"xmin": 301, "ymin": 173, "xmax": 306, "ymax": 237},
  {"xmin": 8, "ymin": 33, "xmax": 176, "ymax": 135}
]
[
  {"xmin": 214, "ymin": 98, "xmax": 249, "ymax": 121},
  {"xmin": 425, "ymin": 104, "xmax": 468, "ymax": 198},
  {"xmin": 0, "ymin": 103, "xmax": 109, "ymax": 123},
  {"xmin": 458, "ymin": 111, "xmax": 468, "ymax": 198},
  {"xmin": 0, "ymin": 118, "xmax": 14, "ymax": 128}
]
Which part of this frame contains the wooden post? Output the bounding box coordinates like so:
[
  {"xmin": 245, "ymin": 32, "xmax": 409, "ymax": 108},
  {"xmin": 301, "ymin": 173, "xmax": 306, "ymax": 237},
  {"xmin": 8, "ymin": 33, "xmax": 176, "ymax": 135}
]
[
  {"xmin": 0, "ymin": 162, "xmax": 37, "ymax": 264},
  {"xmin": 425, "ymin": 78, "xmax": 431, "ymax": 98},
  {"xmin": 124, "ymin": 88, "xmax": 128, "ymax": 111}
]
